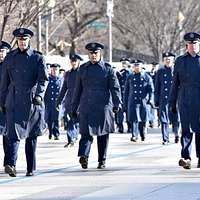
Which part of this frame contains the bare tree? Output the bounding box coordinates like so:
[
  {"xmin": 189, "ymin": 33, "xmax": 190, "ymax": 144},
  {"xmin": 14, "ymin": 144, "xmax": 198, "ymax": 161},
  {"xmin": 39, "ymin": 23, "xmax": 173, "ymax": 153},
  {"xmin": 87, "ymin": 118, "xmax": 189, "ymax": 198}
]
[
  {"xmin": 0, "ymin": 0, "xmax": 20, "ymax": 40},
  {"xmin": 3, "ymin": 0, "xmax": 200, "ymax": 60},
  {"xmin": 43, "ymin": 0, "xmax": 106, "ymax": 55},
  {"xmin": 113, "ymin": 0, "xmax": 200, "ymax": 61},
  {"xmin": 0, "ymin": 0, "xmax": 52, "ymax": 46}
]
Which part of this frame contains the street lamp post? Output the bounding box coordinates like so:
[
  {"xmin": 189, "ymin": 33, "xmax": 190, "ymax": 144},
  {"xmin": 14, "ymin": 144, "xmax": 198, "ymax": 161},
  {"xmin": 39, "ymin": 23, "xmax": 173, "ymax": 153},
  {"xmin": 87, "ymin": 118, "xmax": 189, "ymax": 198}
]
[
  {"xmin": 45, "ymin": 9, "xmax": 49, "ymax": 55},
  {"xmin": 45, "ymin": 0, "xmax": 56, "ymax": 55},
  {"xmin": 37, "ymin": 0, "xmax": 43, "ymax": 51},
  {"xmin": 178, "ymin": 11, "xmax": 185, "ymax": 55},
  {"xmin": 37, "ymin": 0, "xmax": 56, "ymax": 53},
  {"xmin": 107, "ymin": 0, "xmax": 114, "ymax": 63}
]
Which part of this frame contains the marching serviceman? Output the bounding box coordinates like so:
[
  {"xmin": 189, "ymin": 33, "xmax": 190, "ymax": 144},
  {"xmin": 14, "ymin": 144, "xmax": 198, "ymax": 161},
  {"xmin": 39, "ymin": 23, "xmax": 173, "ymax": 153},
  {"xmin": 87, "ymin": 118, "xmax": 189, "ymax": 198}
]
[
  {"xmin": 0, "ymin": 28, "xmax": 48, "ymax": 177},
  {"xmin": 44, "ymin": 63, "xmax": 62, "ymax": 140},
  {"xmin": 155, "ymin": 52, "xmax": 180, "ymax": 145},
  {"xmin": 116, "ymin": 57, "xmax": 131, "ymax": 133},
  {"xmin": 169, "ymin": 32, "xmax": 200, "ymax": 169},
  {"xmin": 57, "ymin": 53, "xmax": 83, "ymax": 147},
  {"xmin": 0, "ymin": 41, "xmax": 11, "ymax": 172},
  {"xmin": 71, "ymin": 42, "xmax": 121, "ymax": 169},
  {"xmin": 124, "ymin": 59, "xmax": 154, "ymax": 142}
]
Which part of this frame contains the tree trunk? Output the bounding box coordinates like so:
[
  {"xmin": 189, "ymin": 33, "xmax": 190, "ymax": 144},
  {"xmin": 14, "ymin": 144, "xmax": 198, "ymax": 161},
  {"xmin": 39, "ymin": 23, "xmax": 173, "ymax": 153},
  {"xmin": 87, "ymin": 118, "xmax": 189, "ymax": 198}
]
[{"xmin": 0, "ymin": 15, "xmax": 8, "ymax": 40}]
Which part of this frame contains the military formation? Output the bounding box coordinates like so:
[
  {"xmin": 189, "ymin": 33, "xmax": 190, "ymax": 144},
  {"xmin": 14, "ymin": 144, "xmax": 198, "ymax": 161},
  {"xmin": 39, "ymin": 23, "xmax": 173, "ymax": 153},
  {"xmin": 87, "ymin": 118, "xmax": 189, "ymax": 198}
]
[{"xmin": 0, "ymin": 27, "xmax": 200, "ymax": 177}]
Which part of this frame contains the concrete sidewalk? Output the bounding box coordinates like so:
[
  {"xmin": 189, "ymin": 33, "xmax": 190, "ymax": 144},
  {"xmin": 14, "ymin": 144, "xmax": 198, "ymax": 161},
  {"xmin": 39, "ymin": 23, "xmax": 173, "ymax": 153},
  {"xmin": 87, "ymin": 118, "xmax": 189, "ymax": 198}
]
[{"xmin": 0, "ymin": 129, "xmax": 200, "ymax": 200}]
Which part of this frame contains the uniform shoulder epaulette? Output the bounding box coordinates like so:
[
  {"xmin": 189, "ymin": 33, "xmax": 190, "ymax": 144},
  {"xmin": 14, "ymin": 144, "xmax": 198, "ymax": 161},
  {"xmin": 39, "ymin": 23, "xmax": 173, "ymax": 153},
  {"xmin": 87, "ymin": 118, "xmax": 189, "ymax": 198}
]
[
  {"xmin": 81, "ymin": 61, "xmax": 91, "ymax": 68},
  {"xmin": 174, "ymin": 53, "xmax": 187, "ymax": 60},
  {"xmin": 104, "ymin": 62, "xmax": 111, "ymax": 68},
  {"xmin": 78, "ymin": 61, "xmax": 89, "ymax": 71},
  {"xmin": 180, "ymin": 54, "xmax": 187, "ymax": 58},
  {"xmin": 33, "ymin": 50, "xmax": 43, "ymax": 55},
  {"xmin": 7, "ymin": 49, "xmax": 17, "ymax": 55},
  {"xmin": 174, "ymin": 55, "xmax": 185, "ymax": 63}
]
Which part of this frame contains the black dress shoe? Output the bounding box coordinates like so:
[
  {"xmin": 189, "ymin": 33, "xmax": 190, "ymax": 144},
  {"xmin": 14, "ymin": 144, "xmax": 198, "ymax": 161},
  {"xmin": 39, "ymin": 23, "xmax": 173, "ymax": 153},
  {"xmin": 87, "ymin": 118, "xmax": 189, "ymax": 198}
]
[
  {"xmin": 175, "ymin": 136, "xmax": 179, "ymax": 143},
  {"xmin": 97, "ymin": 161, "xmax": 105, "ymax": 169},
  {"xmin": 118, "ymin": 125, "xmax": 124, "ymax": 133},
  {"xmin": 54, "ymin": 136, "xmax": 59, "ymax": 140},
  {"xmin": 64, "ymin": 142, "xmax": 74, "ymax": 148},
  {"xmin": 179, "ymin": 158, "xmax": 191, "ymax": 169},
  {"xmin": 79, "ymin": 157, "xmax": 88, "ymax": 169},
  {"xmin": 26, "ymin": 172, "xmax": 34, "ymax": 176},
  {"xmin": 130, "ymin": 137, "xmax": 138, "ymax": 142},
  {"xmin": 162, "ymin": 141, "xmax": 169, "ymax": 145},
  {"xmin": 149, "ymin": 121, "xmax": 154, "ymax": 128},
  {"xmin": 64, "ymin": 142, "xmax": 70, "ymax": 148},
  {"xmin": 5, "ymin": 165, "xmax": 16, "ymax": 177},
  {"xmin": 118, "ymin": 129, "xmax": 124, "ymax": 133},
  {"xmin": 197, "ymin": 158, "xmax": 200, "ymax": 168}
]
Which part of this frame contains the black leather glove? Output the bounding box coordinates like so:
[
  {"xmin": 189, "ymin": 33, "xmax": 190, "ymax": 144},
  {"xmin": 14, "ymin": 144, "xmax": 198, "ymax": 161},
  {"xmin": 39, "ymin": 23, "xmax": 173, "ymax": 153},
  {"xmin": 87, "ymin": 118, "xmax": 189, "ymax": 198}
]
[
  {"xmin": 154, "ymin": 102, "xmax": 159, "ymax": 107},
  {"xmin": 71, "ymin": 110, "xmax": 78, "ymax": 120},
  {"xmin": 170, "ymin": 106, "xmax": 177, "ymax": 114},
  {"xmin": 113, "ymin": 106, "xmax": 120, "ymax": 114},
  {"xmin": 0, "ymin": 106, "xmax": 6, "ymax": 114},
  {"xmin": 33, "ymin": 95, "xmax": 43, "ymax": 106},
  {"xmin": 123, "ymin": 106, "xmax": 127, "ymax": 112}
]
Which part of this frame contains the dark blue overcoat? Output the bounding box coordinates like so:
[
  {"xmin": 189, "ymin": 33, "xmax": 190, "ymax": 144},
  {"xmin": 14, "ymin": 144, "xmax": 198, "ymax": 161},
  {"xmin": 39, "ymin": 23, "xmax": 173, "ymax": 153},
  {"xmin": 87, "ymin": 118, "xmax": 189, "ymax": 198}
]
[
  {"xmin": 0, "ymin": 48, "xmax": 48, "ymax": 140},
  {"xmin": 146, "ymin": 71, "xmax": 157, "ymax": 122},
  {"xmin": 44, "ymin": 75, "xmax": 62, "ymax": 121},
  {"xmin": 71, "ymin": 61, "xmax": 121, "ymax": 136},
  {"xmin": 155, "ymin": 66, "xmax": 179, "ymax": 123},
  {"xmin": 124, "ymin": 71, "xmax": 154, "ymax": 122},
  {"xmin": 169, "ymin": 53, "xmax": 200, "ymax": 133},
  {"xmin": 57, "ymin": 68, "xmax": 78, "ymax": 114},
  {"xmin": 118, "ymin": 68, "xmax": 131, "ymax": 99},
  {"xmin": 0, "ymin": 62, "xmax": 6, "ymax": 134}
]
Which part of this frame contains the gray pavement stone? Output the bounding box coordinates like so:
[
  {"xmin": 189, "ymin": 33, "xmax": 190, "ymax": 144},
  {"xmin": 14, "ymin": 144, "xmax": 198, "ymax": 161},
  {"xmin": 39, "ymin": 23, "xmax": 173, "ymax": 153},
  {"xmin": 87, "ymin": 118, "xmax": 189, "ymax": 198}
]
[{"xmin": 0, "ymin": 129, "xmax": 199, "ymax": 200}]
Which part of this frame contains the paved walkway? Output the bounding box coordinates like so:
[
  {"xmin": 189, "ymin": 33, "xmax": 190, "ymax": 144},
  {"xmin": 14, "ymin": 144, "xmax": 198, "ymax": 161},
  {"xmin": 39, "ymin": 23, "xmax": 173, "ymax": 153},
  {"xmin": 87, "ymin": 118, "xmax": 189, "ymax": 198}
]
[{"xmin": 0, "ymin": 128, "xmax": 200, "ymax": 200}]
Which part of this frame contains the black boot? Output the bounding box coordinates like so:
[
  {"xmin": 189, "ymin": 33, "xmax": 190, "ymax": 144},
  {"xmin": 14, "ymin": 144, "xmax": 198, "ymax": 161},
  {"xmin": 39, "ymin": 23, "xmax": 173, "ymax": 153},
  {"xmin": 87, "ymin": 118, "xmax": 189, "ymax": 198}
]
[
  {"xmin": 197, "ymin": 158, "xmax": 200, "ymax": 168},
  {"xmin": 118, "ymin": 125, "xmax": 124, "ymax": 133},
  {"xmin": 179, "ymin": 158, "xmax": 191, "ymax": 169},
  {"xmin": 5, "ymin": 165, "xmax": 16, "ymax": 177},
  {"xmin": 26, "ymin": 171, "xmax": 34, "ymax": 176},
  {"xmin": 97, "ymin": 161, "xmax": 106, "ymax": 169},
  {"xmin": 79, "ymin": 156, "xmax": 88, "ymax": 169},
  {"xmin": 175, "ymin": 136, "xmax": 179, "ymax": 143}
]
